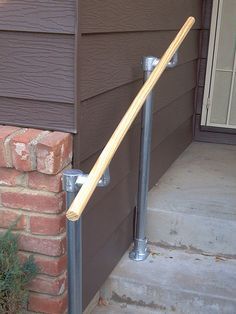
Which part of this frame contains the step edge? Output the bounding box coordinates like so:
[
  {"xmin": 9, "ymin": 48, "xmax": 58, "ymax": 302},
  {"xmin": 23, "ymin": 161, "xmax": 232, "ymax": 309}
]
[{"xmin": 108, "ymin": 275, "xmax": 236, "ymax": 304}]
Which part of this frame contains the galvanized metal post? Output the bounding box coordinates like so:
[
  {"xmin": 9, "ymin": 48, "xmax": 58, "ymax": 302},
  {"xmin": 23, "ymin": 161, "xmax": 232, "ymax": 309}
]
[
  {"xmin": 63, "ymin": 170, "xmax": 83, "ymax": 314},
  {"xmin": 129, "ymin": 53, "xmax": 178, "ymax": 262},
  {"xmin": 129, "ymin": 56, "xmax": 158, "ymax": 261}
]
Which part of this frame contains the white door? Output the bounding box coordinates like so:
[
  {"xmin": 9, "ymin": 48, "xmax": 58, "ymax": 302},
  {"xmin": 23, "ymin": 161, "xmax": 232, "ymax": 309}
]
[{"xmin": 201, "ymin": 0, "xmax": 236, "ymax": 128}]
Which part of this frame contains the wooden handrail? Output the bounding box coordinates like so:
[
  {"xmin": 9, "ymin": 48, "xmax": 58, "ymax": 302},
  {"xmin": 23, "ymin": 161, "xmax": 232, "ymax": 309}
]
[{"xmin": 67, "ymin": 17, "xmax": 195, "ymax": 221}]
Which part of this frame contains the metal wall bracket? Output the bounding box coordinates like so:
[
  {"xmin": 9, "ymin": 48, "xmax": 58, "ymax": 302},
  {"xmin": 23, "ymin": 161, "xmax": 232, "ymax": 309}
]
[
  {"xmin": 76, "ymin": 167, "xmax": 110, "ymax": 188},
  {"xmin": 142, "ymin": 51, "xmax": 178, "ymax": 72}
]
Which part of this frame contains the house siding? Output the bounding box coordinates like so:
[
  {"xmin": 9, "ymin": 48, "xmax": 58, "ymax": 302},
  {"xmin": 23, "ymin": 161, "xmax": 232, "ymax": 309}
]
[
  {"xmin": 0, "ymin": 1, "xmax": 76, "ymax": 132},
  {"xmin": 77, "ymin": 0, "xmax": 202, "ymax": 308}
]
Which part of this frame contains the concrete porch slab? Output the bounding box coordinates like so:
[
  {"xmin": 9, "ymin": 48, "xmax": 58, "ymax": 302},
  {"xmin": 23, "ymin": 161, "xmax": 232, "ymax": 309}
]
[
  {"xmin": 93, "ymin": 246, "xmax": 236, "ymax": 314},
  {"xmin": 147, "ymin": 142, "xmax": 236, "ymax": 256}
]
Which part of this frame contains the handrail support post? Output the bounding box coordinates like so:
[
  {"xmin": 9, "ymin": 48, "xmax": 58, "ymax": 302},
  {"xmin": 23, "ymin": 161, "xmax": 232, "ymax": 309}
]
[
  {"xmin": 129, "ymin": 56, "xmax": 157, "ymax": 262},
  {"xmin": 63, "ymin": 170, "xmax": 83, "ymax": 314},
  {"xmin": 129, "ymin": 53, "xmax": 178, "ymax": 262}
]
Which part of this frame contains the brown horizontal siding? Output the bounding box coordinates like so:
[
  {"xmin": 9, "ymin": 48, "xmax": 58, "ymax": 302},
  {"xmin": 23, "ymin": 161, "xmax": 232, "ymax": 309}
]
[
  {"xmin": 80, "ymin": 125, "xmax": 140, "ymax": 211},
  {"xmin": 83, "ymin": 174, "xmax": 135, "ymax": 263},
  {"xmin": 152, "ymin": 60, "xmax": 197, "ymax": 113},
  {"xmin": 80, "ymin": 30, "xmax": 199, "ymax": 100},
  {"xmin": 0, "ymin": 32, "xmax": 74, "ymax": 103},
  {"xmin": 80, "ymin": 61, "xmax": 197, "ymax": 160},
  {"xmin": 0, "ymin": 0, "xmax": 75, "ymax": 34},
  {"xmin": 151, "ymin": 90, "xmax": 195, "ymax": 151},
  {"xmin": 150, "ymin": 118, "xmax": 193, "ymax": 188},
  {"xmin": 81, "ymin": 0, "xmax": 202, "ymax": 33},
  {"xmin": 0, "ymin": 98, "xmax": 75, "ymax": 133},
  {"xmin": 79, "ymin": 81, "xmax": 143, "ymax": 160},
  {"xmin": 83, "ymin": 211, "xmax": 134, "ymax": 309},
  {"xmin": 82, "ymin": 126, "xmax": 140, "ymax": 309},
  {"xmin": 0, "ymin": 1, "xmax": 76, "ymax": 132}
]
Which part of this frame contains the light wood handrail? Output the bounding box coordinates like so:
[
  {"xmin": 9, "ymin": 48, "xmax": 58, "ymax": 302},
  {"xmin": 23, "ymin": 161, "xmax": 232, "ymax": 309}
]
[{"xmin": 67, "ymin": 17, "xmax": 195, "ymax": 221}]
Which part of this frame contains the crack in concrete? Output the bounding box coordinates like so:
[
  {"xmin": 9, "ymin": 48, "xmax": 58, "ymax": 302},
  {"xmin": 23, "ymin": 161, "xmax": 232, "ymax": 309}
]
[
  {"xmin": 149, "ymin": 241, "xmax": 236, "ymax": 260},
  {"xmin": 112, "ymin": 291, "xmax": 176, "ymax": 312}
]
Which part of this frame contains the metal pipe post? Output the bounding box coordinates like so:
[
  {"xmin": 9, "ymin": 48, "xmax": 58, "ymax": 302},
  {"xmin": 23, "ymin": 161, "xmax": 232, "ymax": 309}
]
[
  {"xmin": 129, "ymin": 56, "xmax": 157, "ymax": 262},
  {"xmin": 63, "ymin": 169, "xmax": 83, "ymax": 314}
]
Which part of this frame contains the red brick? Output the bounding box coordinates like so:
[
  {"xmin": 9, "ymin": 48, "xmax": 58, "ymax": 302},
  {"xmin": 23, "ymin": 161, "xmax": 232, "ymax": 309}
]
[
  {"xmin": 28, "ymin": 171, "xmax": 62, "ymax": 192},
  {"xmin": 18, "ymin": 253, "xmax": 67, "ymax": 276},
  {"xmin": 1, "ymin": 189, "xmax": 65, "ymax": 214},
  {"xmin": 0, "ymin": 126, "xmax": 20, "ymax": 167},
  {"xmin": 28, "ymin": 292, "xmax": 67, "ymax": 314},
  {"xmin": 37, "ymin": 132, "xmax": 72, "ymax": 174},
  {"xmin": 0, "ymin": 168, "xmax": 24, "ymax": 186},
  {"xmin": 0, "ymin": 208, "xmax": 26, "ymax": 230},
  {"xmin": 36, "ymin": 254, "xmax": 67, "ymax": 276},
  {"xmin": 29, "ymin": 273, "xmax": 66, "ymax": 295},
  {"xmin": 19, "ymin": 234, "xmax": 66, "ymax": 256},
  {"xmin": 30, "ymin": 214, "xmax": 66, "ymax": 236},
  {"xmin": 10, "ymin": 128, "xmax": 48, "ymax": 171}
]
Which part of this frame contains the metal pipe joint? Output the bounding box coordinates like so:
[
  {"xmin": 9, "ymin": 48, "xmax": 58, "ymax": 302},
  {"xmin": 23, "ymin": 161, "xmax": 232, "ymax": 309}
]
[
  {"xmin": 63, "ymin": 167, "xmax": 110, "ymax": 191},
  {"xmin": 142, "ymin": 52, "xmax": 178, "ymax": 72},
  {"xmin": 76, "ymin": 167, "xmax": 110, "ymax": 187}
]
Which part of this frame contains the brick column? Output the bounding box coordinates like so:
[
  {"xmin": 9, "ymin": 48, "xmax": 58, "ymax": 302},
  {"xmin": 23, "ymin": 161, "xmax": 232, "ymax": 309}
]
[{"xmin": 0, "ymin": 126, "xmax": 73, "ymax": 314}]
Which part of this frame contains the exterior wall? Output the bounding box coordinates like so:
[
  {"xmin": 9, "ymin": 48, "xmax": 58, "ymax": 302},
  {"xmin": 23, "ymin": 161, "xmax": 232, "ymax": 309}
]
[
  {"xmin": 194, "ymin": 0, "xmax": 236, "ymax": 143},
  {"xmin": 77, "ymin": 1, "xmax": 203, "ymax": 308},
  {"xmin": 0, "ymin": 125, "xmax": 73, "ymax": 314},
  {"xmin": 0, "ymin": 1, "xmax": 76, "ymax": 133}
]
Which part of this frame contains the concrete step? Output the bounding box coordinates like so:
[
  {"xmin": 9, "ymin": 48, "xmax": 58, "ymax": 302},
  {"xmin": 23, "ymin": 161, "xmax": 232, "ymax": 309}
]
[
  {"xmin": 95, "ymin": 246, "xmax": 236, "ymax": 314},
  {"xmin": 147, "ymin": 142, "xmax": 236, "ymax": 256}
]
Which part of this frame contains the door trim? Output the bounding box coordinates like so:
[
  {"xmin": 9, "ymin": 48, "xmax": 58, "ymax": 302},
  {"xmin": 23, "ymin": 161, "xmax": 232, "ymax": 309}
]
[
  {"xmin": 201, "ymin": 0, "xmax": 236, "ymax": 129},
  {"xmin": 201, "ymin": 0, "xmax": 221, "ymax": 126}
]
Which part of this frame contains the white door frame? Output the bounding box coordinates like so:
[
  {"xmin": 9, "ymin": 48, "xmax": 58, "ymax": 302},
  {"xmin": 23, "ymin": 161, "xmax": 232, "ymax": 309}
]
[{"xmin": 201, "ymin": 0, "xmax": 236, "ymax": 129}]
